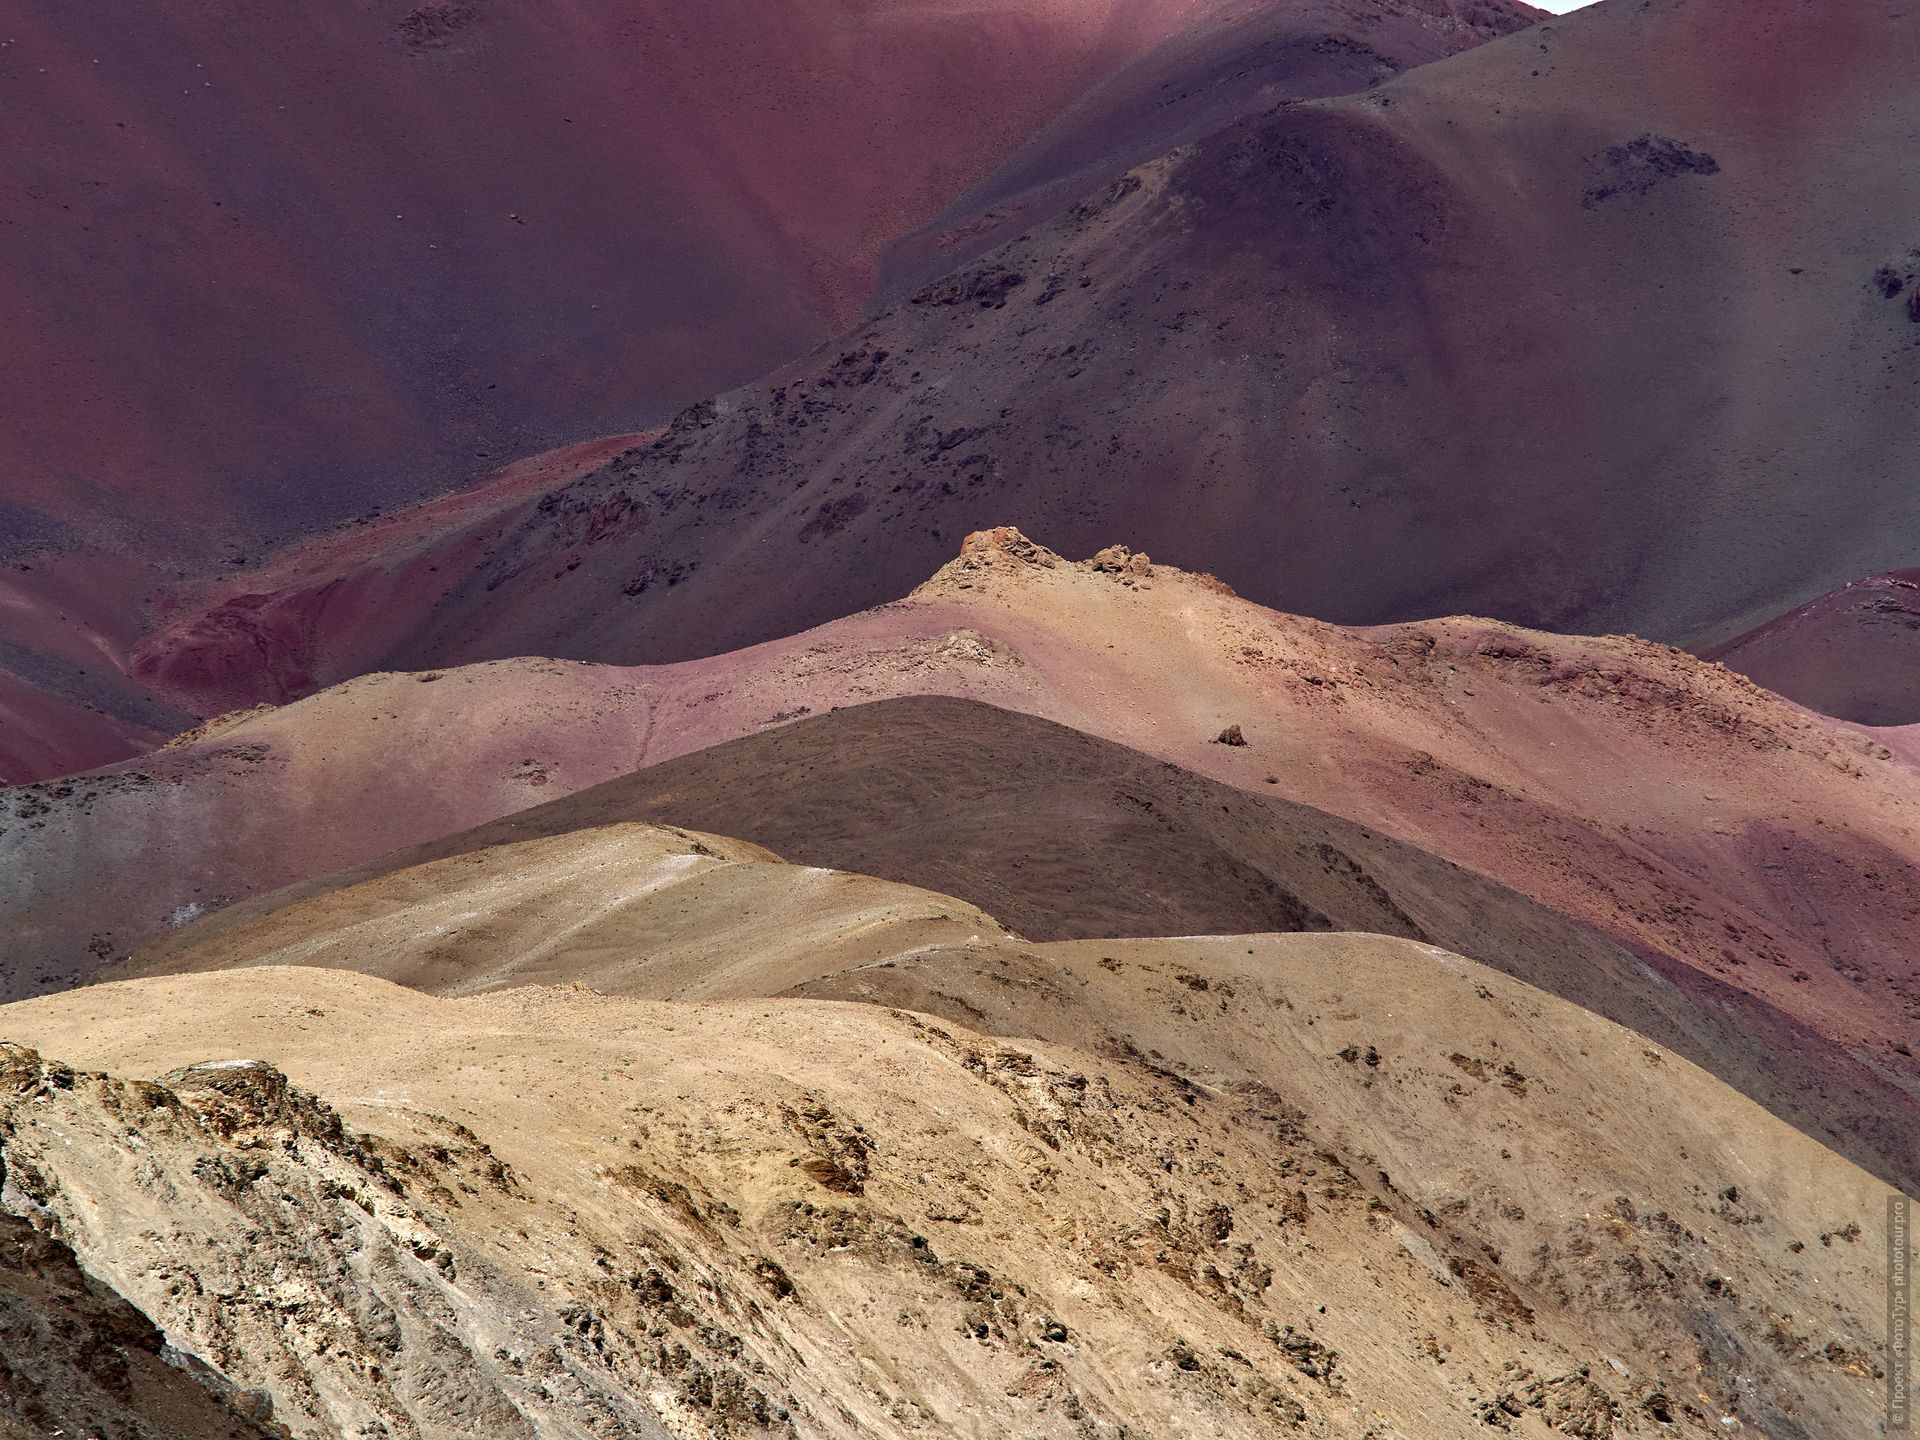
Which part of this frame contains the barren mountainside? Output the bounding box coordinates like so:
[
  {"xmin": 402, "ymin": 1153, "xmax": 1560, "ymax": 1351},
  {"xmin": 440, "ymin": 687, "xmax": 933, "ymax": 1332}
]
[
  {"xmin": 115, "ymin": 0, "xmax": 1920, "ymax": 734},
  {"xmin": 10, "ymin": 530, "xmax": 1920, "ymax": 1191},
  {"xmin": 1704, "ymin": 570, "xmax": 1920, "ymax": 726},
  {"xmin": 0, "ymin": 0, "xmax": 1537, "ymax": 786},
  {"xmin": 1, "ymin": 2, "xmax": 1916, "ymax": 1436}
]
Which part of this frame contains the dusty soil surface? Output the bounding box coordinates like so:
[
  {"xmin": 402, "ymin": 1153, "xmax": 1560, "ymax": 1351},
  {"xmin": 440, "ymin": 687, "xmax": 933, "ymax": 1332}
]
[
  {"xmin": 0, "ymin": 934, "xmax": 1890, "ymax": 1439},
  {"xmin": 122, "ymin": 822, "xmax": 1023, "ymax": 1003},
  {"xmin": 117, "ymin": 0, "xmax": 1920, "ymax": 718},
  {"xmin": 1704, "ymin": 570, "xmax": 1920, "ymax": 726},
  {"xmin": 113, "ymin": 767, "xmax": 1920, "ymax": 1197},
  {"xmin": 3, "ymin": 4, "xmax": 1907, "ymax": 1435}
]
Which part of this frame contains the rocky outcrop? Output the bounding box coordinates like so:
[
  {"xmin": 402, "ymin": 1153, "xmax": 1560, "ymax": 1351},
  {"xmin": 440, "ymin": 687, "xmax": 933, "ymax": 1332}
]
[
  {"xmin": 0, "ymin": 1207, "xmax": 281, "ymax": 1440},
  {"xmin": 0, "ymin": 938, "xmax": 1893, "ymax": 1440},
  {"xmin": 1, "ymin": 1043, "xmax": 685, "ymax": 1439}
]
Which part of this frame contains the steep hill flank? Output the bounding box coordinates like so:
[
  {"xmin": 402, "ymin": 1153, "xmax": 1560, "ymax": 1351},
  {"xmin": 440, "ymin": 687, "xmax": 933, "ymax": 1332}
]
[{"xmin": 0, "ymin": 0, "xmax": 1536, "ymax": 781}]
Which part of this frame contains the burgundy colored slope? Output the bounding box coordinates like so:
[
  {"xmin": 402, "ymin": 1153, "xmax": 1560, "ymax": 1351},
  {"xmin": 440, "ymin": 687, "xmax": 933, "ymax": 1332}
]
[
  {"xmin": 0, "ymin": 434, "xmax": 640, "ymax": 780},
  {"xmin": 882, "ymin": 0, "xmax": 1544, "ymax": 296},
  {"xmin": 125, "ymin": 0, "xmax": 1920, "ymax": 720},
  {"xmin": 0, "ymin": 543, "xmax": 187, "ymax": 781},
  {"xmin": 2, "ymin": 0, "xmax": 1247, "ymax": 557},
  {"xmin": 1703, "ymin": 570, "xmax": 1920, "ymax": 727},
  {"xmin": 0, "ymin": 0, "xmax": 1536, "ymax": 778}
]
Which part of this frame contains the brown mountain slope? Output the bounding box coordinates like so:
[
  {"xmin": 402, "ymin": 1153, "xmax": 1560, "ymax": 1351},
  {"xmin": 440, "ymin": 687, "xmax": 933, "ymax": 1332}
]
[
  {"xmin": 118, "ymin": 795, "xmax": 1919, "ymax": 1195},
  {"xmin": 1703, "ymin": 570, "xmax": 1920, "ymax": 726},
  {"xmin": 123, "ymin": 822, "xmax": 1024, "ymax": 1002},
  {"xmin": 132, "ymin": 694, "xmax": 1574, "ymax": 950},
  {"xmin": 0, "ymin": 0, "xmax": 1536, "ymax": 783},
  {"xmin": 0, "ymin": 942, "xmax": 1891, "ymax": 1438},
  {"xmin": 8, "ymin": 531, "xmax": 1919, "ymax": 1178},
  {"xmin": 126, "ymin": 0, "xmax": 1920, "ymax": 719}
]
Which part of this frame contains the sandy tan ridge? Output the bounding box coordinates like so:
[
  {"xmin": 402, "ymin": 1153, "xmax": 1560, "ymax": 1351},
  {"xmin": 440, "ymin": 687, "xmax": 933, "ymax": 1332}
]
[{"xmin": 0, "ymin": 922, "xmax": 1890, "ymax": 1439}]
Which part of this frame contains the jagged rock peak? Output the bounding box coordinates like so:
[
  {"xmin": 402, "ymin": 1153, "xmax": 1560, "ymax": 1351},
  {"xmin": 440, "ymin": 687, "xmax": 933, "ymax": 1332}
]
[
  {"xmin": 925, "ymin": 528, "xmax": 1240, "ymax": 598},
  {"xmin": 956, "ymin": 526, "xmax": 1064, "ymax": 570}
]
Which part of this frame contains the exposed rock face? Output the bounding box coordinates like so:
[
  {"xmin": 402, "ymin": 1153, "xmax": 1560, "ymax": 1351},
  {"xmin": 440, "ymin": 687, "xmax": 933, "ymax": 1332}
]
[
  {"xmin": 1, "ymin": 1044, "xmax": 682, "ymax": 1439},
  {"xmin": 0, "ymin": 1202, "xmax": 281, "ymax": 1440},
  {"xmin": 1579, "ymin": 134, "xmax": 1721, "ymax": 208},
  {"xmin": 0, "ymin": 945, "xmax": 1892, "ymax": 1440},
  {"xmin": 941, "ymin": 525, "xmax": 1064, "ymax": 580},
  {"xmin": 1087, "ymin": 546, "xmax": 1155, "ymax": 582},
  {"xmin": 932, "ymin": 529, "xmax": 1169, "ymax": 591}
]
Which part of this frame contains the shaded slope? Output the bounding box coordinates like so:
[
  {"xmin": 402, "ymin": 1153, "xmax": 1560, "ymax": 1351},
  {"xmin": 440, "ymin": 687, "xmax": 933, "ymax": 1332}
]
[
  {"xmin": 1703, "ymin": 570, "xmax": 1920, "ymax": 726},
  {"xmin": 0, "ymin": 942, "xmax": 1892, "ymax": 1438},
  {"xmin": 125, "ymin": 0, "xmax": 1920, "ymax": 713},
  {"xmin": 0, "ymin": 502, "xmax": 190, "ymax": 781},
  {"xmin": 3, "ymin": 0, "xmax": 1247, "ymax": 556},
  {"xmin": 149, "ymin": 694, "xmax": 1508, "ymax": 947},
  {"xmin": 442, "ymin": 690, "xmax": 1581, "ymax": 951}
]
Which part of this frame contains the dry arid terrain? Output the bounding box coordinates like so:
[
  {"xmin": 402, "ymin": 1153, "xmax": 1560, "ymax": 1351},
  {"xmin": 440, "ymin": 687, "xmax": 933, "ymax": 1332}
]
[
  {"xmin": 2, "ymin": 906, "xmax": 1893, "ymax": 1439},
  {"xmin": 4, "ymin": 529, "xmax": 1912, "ymax": 1434},
  {"xmin": 1705, "ymin": 570, "xmax": 1920, "ymax": 726},
  {"xmin": 2, "ymin": 0, "xmax": 1916, "ymax": 1435},
  {"xmin": 104, "ymin": 0, "xmax": 1920, "ymax": 737},
  {"xmin": 0, "ymin": 0, "xmax": 1535, "ymax": 784},
  {"xmin": 9, "ymin": 532, "xmax": 1918, "ymax": 1182}
]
